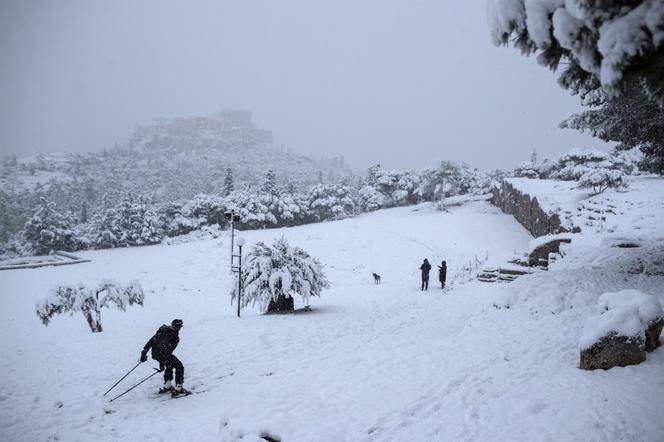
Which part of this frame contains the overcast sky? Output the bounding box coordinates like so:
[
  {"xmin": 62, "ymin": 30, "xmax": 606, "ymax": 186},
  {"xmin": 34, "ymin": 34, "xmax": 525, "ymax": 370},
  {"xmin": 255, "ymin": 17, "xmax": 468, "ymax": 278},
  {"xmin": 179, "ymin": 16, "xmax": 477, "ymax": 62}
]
[{"xmin": 0, "ymin": 0, "xmax": 610, "ymax": 171}]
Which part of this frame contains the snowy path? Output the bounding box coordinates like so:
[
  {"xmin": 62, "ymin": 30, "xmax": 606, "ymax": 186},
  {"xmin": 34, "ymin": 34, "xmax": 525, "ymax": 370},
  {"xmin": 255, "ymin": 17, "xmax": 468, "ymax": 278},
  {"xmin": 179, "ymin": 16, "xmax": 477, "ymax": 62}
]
[{"xmin": 1, "ymin": 202, "xmax": 663, "ymax": 441}]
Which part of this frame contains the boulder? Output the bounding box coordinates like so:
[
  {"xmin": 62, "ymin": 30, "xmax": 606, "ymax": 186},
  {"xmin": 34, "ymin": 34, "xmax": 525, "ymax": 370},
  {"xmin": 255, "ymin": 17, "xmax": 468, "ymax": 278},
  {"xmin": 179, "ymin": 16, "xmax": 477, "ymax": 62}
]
[
  {"xmin": 580, "ymin": 333, "xmax": 646, "ymax": 370},
  {"xmin": 528, "ymin": 234, "xmax": 573, "ymax": 267},
  {"xmin": 579, "ymin": 290, "xmax": 664, "ymax": 370}
]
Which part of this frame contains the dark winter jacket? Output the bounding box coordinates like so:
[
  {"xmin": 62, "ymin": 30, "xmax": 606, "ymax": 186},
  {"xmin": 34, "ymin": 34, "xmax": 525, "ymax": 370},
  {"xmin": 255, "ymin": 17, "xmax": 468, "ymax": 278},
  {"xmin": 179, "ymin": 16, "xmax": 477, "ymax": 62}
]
[
  {"xmin": 438, "ymin": 263, "xmax": 447, "ymax": 282},
  {"xmin": 143, "ymin": 325, "xmax": 180, "ymax": 362},
  {"xmin": 420, "ymin": 260, "xmax": 432, "ymax": 277}
]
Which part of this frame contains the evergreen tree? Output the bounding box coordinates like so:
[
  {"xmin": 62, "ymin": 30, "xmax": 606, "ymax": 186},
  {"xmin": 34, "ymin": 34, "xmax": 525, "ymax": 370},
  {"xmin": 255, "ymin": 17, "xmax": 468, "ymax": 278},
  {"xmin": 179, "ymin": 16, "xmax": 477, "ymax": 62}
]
[
  {"xmin": 262, "ymin": 169, "xmax": 278, "ymax": 196},
  {"xmin": 223, "ymin": 168, "xmax": 234, "ymax": 196},
  {"xmin": 80, "ymin": 202, "xmax": 88, "ymax": 223},
  {"xmin": 561, "ymin": 86, "xmax": 664, "ymax": 174},
  {"xmin": 488, "ymin": 0, "xmax": 664, "ymax": 173},
  {"xmin": 23, "ymin": 198, "xmax": 80, "ymax": 255}
]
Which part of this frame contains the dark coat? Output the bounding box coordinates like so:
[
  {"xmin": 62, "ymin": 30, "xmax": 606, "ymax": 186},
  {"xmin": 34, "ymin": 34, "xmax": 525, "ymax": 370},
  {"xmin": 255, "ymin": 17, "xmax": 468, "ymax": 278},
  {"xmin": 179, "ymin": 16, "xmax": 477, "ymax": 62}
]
[
  {"xmin": 143, "ymin": 325, "xmax": 180, "ymax": 362},
  {"xmin": 438, "ymin": 263, "xmax": 447, "ymax": 282},
  {"xmin": 420, "ymin": 260, "xmax": 432, "ymax": 277}
]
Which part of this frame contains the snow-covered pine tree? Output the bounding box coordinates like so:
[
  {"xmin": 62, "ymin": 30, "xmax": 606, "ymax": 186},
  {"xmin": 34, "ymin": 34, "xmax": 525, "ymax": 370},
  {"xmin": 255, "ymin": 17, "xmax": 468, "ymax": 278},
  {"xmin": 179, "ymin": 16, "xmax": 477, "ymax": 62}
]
[
  {"xmin": 561, "ymin": 87, "xmax": 664, "ymax": 174},
  {"xmin": 223, "ymin": 168, "xmax": 234, "ymax": 196},
  {"xmin": 261, "ymin": 169, "xmax": 278, "ymax": 196},
  {"xmin": 131, "ymin": 197, "xmax": 163, "ymax": 245},
  {"xmin": 36, "ymin": 280, "xmax": 144, "ymax": 332},
  {"xmin": 487, "ymin": 0, "xmax": 664, "ymax": 173},
  {"xmin": 23, "ymin": 198, "xmax": 80, "ymax": 255},
  {"xmin": 488, "ymin": 0, "xmax": 664, "ymax": 98},
  {"xmin": 230, "ymin": 237, "xmax": 329, "ymax": 313}
]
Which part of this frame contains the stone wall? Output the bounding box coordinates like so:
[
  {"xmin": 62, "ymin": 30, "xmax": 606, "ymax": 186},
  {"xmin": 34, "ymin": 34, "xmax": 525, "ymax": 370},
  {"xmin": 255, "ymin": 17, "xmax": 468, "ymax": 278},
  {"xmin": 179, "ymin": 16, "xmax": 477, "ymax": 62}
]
[{"xmin": 492, "ymin": 181, "xmax": 568, "ymax": 237}]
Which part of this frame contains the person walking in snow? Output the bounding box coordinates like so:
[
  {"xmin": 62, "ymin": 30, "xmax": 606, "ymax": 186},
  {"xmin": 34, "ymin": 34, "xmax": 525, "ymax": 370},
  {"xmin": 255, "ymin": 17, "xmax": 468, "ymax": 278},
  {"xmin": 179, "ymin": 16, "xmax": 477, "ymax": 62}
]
[
  {"xmin": 420, "ymin": 259, "xmax": 432, "ymax": 291},
  {"xmin": 438, "ymin": 260, "xmax": 447, "ymax": 289},
  {"xmin": 140, "ymin": 319, "xmax": 189, "ymax": 397}
]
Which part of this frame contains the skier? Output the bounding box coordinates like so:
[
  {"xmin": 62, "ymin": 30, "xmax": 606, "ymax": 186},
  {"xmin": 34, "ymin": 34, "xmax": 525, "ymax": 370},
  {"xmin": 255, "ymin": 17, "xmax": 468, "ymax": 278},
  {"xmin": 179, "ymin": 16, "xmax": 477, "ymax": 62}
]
[
  {"xmin": 140, "ymin": 319, "xmax": 189, "ymax": 397},
  {"xmin": 438, "ymin": 260, "xmax": 447, "ymax": 289},
  {"xmin": 420, "ymin": 258, "xmax": 431, "ymax": 291}
]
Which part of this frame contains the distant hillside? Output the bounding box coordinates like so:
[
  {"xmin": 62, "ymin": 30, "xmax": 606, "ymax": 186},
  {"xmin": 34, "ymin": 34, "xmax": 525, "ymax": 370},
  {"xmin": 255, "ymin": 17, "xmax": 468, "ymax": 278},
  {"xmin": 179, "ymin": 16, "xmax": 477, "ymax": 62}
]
[{"xmin": 0, "ymin": 110, "xmax": 352, "ymax": 240}]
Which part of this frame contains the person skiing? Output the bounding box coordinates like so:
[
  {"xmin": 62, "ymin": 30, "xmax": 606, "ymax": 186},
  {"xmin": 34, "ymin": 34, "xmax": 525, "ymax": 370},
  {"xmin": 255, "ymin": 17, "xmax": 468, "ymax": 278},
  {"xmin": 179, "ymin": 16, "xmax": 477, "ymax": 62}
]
[
  {"xmin": 140, "ymin": 319, "xmax": 189, "ymax": 397},
  {"xmin": 420, "ymin": 258, "xmax": 432, "ymax": 291},
  {"xmin": 438, "ymin": 260, "xmax": 447, "ymax": 289}
]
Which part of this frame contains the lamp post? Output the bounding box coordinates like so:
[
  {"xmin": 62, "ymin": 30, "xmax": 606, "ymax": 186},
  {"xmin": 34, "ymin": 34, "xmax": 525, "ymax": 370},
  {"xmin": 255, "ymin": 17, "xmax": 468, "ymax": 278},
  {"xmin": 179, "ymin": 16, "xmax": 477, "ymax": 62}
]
[
  {"xmin": 232, "ymin": 237, "xmax": 245, "ymax": 318},
  {"xmin": 225, "ymin": 210, "xmax": 241, "ymax": 272}
]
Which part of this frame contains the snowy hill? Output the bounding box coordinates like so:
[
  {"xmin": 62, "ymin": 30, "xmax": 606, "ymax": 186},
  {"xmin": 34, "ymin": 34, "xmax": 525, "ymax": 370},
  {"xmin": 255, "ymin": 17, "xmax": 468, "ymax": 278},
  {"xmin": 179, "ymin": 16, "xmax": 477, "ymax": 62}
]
[
  {"xmin": 0, "ymin": 111, "xmax": 352, "ymax": 241},
  {"xmin": 1, "ymin": 199, "xmax": 662, "ymax": 441}
]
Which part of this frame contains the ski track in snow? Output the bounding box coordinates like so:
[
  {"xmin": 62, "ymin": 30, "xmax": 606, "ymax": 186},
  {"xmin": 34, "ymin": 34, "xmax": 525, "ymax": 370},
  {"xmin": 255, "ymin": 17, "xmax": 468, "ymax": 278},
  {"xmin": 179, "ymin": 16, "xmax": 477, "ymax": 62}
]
[{"xmin": 1, "ymin": 201, "xmax": 663, "ymax": 441}]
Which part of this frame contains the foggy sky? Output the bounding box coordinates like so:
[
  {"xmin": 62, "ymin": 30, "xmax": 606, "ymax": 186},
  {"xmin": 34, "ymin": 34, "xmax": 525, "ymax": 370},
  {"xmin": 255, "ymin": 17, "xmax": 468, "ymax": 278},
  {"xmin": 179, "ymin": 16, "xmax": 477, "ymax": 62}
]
[{"xmin": 0, "ymin": 0, "xmax": 610, "ymax": 171}]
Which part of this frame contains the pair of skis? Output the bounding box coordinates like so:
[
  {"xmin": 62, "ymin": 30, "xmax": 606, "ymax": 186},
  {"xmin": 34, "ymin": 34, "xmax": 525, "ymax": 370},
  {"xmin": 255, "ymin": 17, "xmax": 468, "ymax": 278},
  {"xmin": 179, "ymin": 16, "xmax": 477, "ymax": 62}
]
[{"xmin": 104, "ymin": 363, "xmax": 198, "ymax": 402}]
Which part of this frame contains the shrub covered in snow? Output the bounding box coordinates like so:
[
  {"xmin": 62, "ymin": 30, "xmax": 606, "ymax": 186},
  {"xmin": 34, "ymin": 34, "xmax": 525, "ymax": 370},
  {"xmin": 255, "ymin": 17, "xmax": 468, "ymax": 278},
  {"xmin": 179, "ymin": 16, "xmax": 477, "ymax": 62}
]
[
  {"xmin": 307, "ymin": 183, "xmax": 356, "ymax": 221},
  {"xmin": 230, "ymin": 237, "xmax": 329, "ymax": 313},
  {"xmin": 577, "ymin": 168, "xmax": 627, "ymax": 194},
  {"xmin": 36, "ymin": 280, "xmax": 145, "ymax": 332},
  {"xmin": 512, "ymin": 161, "xmax": 540, "ymax": 179}
]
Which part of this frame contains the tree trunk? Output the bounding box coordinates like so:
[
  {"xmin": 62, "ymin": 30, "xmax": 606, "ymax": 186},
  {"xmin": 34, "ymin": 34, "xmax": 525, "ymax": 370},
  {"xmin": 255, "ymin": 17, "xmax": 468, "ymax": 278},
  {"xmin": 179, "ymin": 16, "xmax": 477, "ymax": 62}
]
[
  {"xmin": 267, "ymin": 293, "xmax": 294, "ymax": 313},
  {"xmin": 82, "ymin": 309, "xmax": 103, "ymax": 332}
]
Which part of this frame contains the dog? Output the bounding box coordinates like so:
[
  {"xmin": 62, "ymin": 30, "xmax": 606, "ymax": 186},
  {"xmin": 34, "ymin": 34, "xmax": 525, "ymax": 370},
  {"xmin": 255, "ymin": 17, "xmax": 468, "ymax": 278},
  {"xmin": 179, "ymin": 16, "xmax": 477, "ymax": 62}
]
[{"xmin": 372, "ymin": 273, "xmax": 381, "ymax": 284}]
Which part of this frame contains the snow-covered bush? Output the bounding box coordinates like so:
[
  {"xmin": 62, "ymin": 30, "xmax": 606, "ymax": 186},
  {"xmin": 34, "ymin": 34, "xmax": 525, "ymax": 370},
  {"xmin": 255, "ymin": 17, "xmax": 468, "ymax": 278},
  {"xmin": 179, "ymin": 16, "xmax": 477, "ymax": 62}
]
[
  {"xmin": 225, "ymin": 189, "xmax": 277, "ymax": 229},
  {"xmin": 23, "ymin": 199, "xmax": 81, "ymax": 255},
  {"xmin": 231, "ymin": 237, "xmax": 329, "ymax": 313},
  {"xmin": 189, "ymin": 194, "xmax": 227, "ymax": 227},
  {"xmin": 307, "ymin": 183, "xmax": 356, "ymax": 221},
  {"xmin": 577, "ymin": 168, "xmax": 627, "ymax": 194},
  {"xmin": 512, "ymin": 161, "xmax": 540, "ymax": 178},
  {"xmin": 373, "ymin": 169, "xmax": 419, "ymax": 207},
  {"xmin": 550, "ymin": 148, "xmax": 610, "ymax": 181},
  {"xmin": 158, "ymin": 201, "xmax": 202, "ymax": 237},
  {"xmin": 36, "ymin": 280, "xmax": 144, "ymax": 332},
  {"xmin": 91, "ymin": 196, "xmax": 163, "ymax": 248},
  {"xmin": 357, "ymin": 185, "xmax": 383, "ymax": 212}
]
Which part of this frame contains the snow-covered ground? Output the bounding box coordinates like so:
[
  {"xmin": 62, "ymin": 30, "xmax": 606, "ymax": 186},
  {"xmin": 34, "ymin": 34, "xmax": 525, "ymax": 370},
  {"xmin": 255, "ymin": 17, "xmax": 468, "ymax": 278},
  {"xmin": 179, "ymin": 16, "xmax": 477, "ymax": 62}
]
[
  {"xmin": 1, "ymin": 201, "xmax": 663, "ymax": 441},
  {"xmin": 508, "ymin": 175, "xmax": 664, "ymax": 235}
]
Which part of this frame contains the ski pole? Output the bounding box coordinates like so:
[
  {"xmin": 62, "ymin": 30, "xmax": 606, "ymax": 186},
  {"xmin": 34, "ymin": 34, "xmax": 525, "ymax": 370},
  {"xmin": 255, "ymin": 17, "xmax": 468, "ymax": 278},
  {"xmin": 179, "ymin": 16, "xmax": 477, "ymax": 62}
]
[
  {"xmin": 108, "ymin": 367, "xmax": 163, "ymax": 402},
  {"xmin": 103, "ymin": 361, "xmax": 142, "ymax": 397}
]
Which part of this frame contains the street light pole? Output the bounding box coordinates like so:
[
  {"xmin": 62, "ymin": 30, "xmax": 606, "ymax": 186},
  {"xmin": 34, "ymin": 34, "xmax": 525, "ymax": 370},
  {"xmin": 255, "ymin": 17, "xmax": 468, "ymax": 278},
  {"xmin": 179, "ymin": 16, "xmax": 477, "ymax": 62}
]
[
  {"xmin": 229, "ymin": 219, "xmax": 235, "ymax": 271},
  {"xmin": 237, "ymin": 243, "xmax": 243, "ymax": 318},
  {"xmin": 225, "ymin": 210, "xmax": 241, "ymax": 272},
  {"xmin": 231, "ymin": 237, "xmax": 245, "ymax": 318}
]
